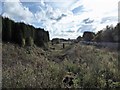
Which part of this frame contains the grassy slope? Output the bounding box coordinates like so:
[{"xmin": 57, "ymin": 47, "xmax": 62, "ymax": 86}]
[{"xmin": 2, "ymin": 42, "xmax": 120, "ymax": 88}]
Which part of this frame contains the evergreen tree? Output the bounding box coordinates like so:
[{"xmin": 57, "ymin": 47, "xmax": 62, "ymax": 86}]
[{"xmin": 2, "ymin": 16, "xmax": 49, "ymax": 47}]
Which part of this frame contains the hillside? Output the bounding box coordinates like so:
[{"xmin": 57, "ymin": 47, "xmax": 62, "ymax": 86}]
[{"xmin": 2, "ymin": 42, "xmax": 120, "ymax": 88}]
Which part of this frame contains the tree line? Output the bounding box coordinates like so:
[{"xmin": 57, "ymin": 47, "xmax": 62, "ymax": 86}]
[
  {"xmin": 93, "ymin": 24, "xmax": 120, "ymax": 42},
  {"xmin": 77, "ymin": 23, "xmax": 120, "ymax": 43},
  {"xmin": 2, "ymin": 16, "xmax": 50, "ymax": 47}
]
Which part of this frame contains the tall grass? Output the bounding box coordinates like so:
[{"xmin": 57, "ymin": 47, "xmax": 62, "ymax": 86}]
[{"xmin": 2, "ymin": 43, "xmax": 120, "ymax": 88}]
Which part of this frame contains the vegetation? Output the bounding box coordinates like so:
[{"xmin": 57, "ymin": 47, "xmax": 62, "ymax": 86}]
[
  {"xmin": 2, "ymin": 16, "xmax": 120, "ymax": 88},
  {"xmin": 77, "ymin": 23, "xmax": 120, "ymax": 43},
  {"xmin": 2, "ymin": 17, "xmax": 50, "ymax": 47},
  {"xmin": 2, "ymin": 42, "xmax": 120, "ymax": 88},
  {"xmin": 83, "ymin": 31, "xmax": 95, "ymax": 41},
  {"xmin": 93, "ymin": 25, "xmax": 120, "ymax": 42}
]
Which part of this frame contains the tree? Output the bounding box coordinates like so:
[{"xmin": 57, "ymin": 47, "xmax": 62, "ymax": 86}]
[
  {"xmin": 76, "ymin": 36, "xmax": 82, "ymax": 42},
  {"xmin": 2, "ymin": 16, "xmax": 50, "ymax": 47},
  {"xmin": 93, "ymin": 30, "xmax": 103, "ymax": 42},
  {"xmin": 102, "ymin": 25, "xmax": 114, "ymax": 42},
  {"xmin": 83, "ymin": 31, "xmax": 95, "ymax": 41}
]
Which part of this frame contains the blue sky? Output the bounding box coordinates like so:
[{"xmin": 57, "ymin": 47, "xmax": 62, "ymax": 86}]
[{"xmin": 1, "ymin": 0, "xmax": 119, "ymax": 39}]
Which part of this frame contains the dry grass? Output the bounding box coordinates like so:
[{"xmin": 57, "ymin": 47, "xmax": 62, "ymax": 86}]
[{"xmin": 2, "ymin": 42, "xmax": 120, "ymax": 88}]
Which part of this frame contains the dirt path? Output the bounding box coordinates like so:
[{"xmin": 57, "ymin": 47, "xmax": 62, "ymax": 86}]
[{"xmin": 46, "ymin": 42, "xmax": 74, "ymax": 63}]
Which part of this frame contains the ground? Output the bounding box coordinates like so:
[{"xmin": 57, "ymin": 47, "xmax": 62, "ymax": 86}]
[{"xmin": 2, "ymin": 42, "xmax": 120, "ymax": 88}]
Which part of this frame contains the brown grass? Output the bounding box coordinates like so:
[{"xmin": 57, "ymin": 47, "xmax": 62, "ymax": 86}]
[{"xmin": 2, "ymin": 42, "xmax": 120, "ymax": 88}]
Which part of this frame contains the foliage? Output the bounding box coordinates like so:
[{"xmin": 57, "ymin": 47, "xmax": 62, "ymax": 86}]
[
  {"xmin": 2, "ymin": 42, "xmax": 120, "ymax": 88},
  {"xmin": 77, "ymin": 23, "xmax": 120, "ymax": 43},
  {"xmin": 2, "ymin": 17, "xmax": 50, "ymax": 47},
  {"xmin": 93, "ymin": 24, "xmax": 120, "ymax": 42},
  {"xmin": 83, "ymin": 31, "xmax": 95, "ymax": 41}
]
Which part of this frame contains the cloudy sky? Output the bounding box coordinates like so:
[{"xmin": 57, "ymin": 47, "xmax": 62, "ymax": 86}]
[{"xmin": 1, "ymin": 0, "xmax": 119, "ymax": 39}]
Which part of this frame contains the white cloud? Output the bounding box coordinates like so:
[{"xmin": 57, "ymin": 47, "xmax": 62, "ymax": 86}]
[
  {"xmin": 41, "ymin": 0, "xmax": 118, "ymax": 39},
  {"xmin": 2, "ymin": 0, "xmax": 119, "ymax": 39},
  {"xmin": 2, "ymin": 0, "xmax": 34, "ymax": 24}
]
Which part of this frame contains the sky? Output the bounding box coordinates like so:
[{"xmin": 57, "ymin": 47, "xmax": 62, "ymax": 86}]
[{"xmin": 0, "ymin": 0, "xmax": 119, "ymax": 39}]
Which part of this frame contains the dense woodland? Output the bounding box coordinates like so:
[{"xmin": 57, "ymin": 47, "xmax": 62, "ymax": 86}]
[{"xmin": 2, "ymin": 16, "xmax": 50, "ymax": 47}]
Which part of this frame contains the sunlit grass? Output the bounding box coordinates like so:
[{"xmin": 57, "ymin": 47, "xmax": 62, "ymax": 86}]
[{"xmin": 2, "ymin": 42, "xmax": 120, "ymax": 88}]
